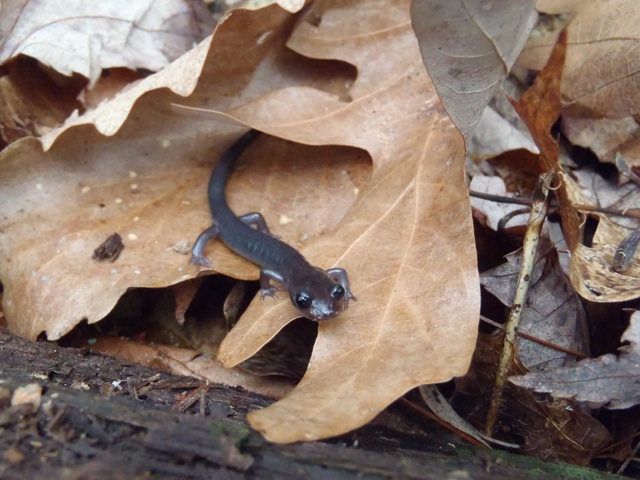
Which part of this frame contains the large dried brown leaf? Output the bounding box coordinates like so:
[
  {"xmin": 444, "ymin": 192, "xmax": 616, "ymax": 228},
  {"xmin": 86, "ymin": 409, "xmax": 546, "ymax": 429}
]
[
  {"xmin": 0, "ymin": 1, "xmax": 480, "ymax": 443},
  {"xmin": 0, "ymin": 0, "xmax": 214, "ymax": 86},
  {"xmin": 411, "ymin": 0, "xmax": 537, "ymax": 138},
  {"xmin": 215, "ymin": 1, "xmax": 479, "ymax": 443},
  {"xmin": 520, "ymin": 0, "xmax": 640, "ymax": 118}
]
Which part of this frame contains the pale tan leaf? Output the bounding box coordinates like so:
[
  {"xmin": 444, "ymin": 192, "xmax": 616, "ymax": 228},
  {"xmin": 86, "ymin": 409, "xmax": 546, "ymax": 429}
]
[
  {"xmin": 0, "ymin": 0, "xmax": 214, "ymax": 86},
  {"xmin": 535, "ymin": 0, "xmax": 583, "ymax": 14},
  {"xmin": 275, "ymin": 0, "xmax": 304, "ymax": 12},
  {"xmin": 570, "ymin": 220, "xmax": 640, "ymax": 302},
  {"xmin": 411, "ymin": 0, "xmax": 537, "ymax": 138},
  {"xmin": 519, "ymin": 0, "xmax": 640, "ymax": 118},
  {"xmin": 469, "ymin": 107, "xmax": 538, "ymax": 161},
  {"xmin": 469, "ymin": 175, "xmax": 528, "ymax": 230},
  {"xmin": 561, "ymin": 116, "xmax": 640, "ymax": 166}
]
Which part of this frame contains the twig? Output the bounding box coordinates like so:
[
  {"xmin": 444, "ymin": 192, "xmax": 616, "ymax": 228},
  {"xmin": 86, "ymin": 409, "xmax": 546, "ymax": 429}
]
[
  {"xmin": 469, "ymin": 191, "xmax": 532, "ymax": 206},
  {"xmin": 470, "ymin": 190, "xmax": 640, "ymax": 219},
  {"xmin": 480, "ymin": 315, "xmax": 589, "ymax": 359},
  {"xmin": 483, "ymin": 171, "xmax": 555, "ymax": 437},
  {"xmin": 616, "ymin": 435, "xmax": 640, "ymax": 475}
]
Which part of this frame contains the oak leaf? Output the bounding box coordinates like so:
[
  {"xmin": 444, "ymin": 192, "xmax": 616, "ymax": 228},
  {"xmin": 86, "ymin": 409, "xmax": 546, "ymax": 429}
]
[{"xmin": 0, "ymin": 1, "xmax": 480, "ymax": 442}]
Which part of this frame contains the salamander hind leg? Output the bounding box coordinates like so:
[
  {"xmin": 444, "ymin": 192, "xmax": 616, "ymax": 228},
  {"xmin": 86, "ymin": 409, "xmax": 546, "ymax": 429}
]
[
  {"xmin": 191, "ymin": 225, "xmax": 219, "ymax": 268},
  {"xmin": 239, "ymin": 212, "xmax": 272, "ymax": 236}
]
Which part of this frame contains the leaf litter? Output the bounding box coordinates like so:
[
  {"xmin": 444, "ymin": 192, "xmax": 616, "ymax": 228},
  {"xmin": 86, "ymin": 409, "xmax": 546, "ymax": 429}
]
[{"xmin": 2, "ymin": 0, "xmax": 640, "ymax": 473}]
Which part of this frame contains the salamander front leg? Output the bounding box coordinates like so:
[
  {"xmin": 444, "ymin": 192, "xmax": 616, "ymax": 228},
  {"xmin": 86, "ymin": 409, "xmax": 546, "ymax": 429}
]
[
  {"xmin": 327, "ymin": 268, "xmax": 357, "ymax": 307},
  {"xmin": 259, "ymin": 269, "xmax": 284, "ymax": 299},
  {"xmin": 191, "ymin": 225, "xmax": 219, "ymax": 268}
]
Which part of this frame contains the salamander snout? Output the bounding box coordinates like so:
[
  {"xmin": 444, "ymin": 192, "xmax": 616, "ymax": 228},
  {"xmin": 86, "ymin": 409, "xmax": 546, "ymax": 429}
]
[{"xmin": 290, "ymin": 270, "xmax": 354, "ymax": 321}]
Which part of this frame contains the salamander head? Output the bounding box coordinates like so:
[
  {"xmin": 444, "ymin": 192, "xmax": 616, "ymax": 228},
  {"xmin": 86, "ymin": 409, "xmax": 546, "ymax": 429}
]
[{"xmin": 289, "ymin": 268, "xmax": 348, "ymax": 321}]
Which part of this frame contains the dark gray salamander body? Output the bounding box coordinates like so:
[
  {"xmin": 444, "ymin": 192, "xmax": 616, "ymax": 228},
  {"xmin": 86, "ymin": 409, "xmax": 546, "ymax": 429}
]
[{"xmin": 191, "ymin": 129, "xmax": 355, "ymax": 320}]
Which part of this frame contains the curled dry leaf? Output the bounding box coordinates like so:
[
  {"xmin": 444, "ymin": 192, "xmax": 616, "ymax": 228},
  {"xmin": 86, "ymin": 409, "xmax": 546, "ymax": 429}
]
[
  {"xmin": 0, "ymin": 1, "xmax": 480, "ymax": 443},
  {"xmin": 510, "ymin": 311, "xmax": 640, "ymax": 409},
  {"xmin": 569, "ymin": 216, "xmax": 640, "ymax": 302},
  {"xmin": 0, "ymin": 59, "xmax": 82, "ymax": 144},
  {"xmin": 0, "ymin": 0, "xmax": 215, "ymax": 86},
  {"xmin": 411, "ymin": 0, "xmax": 537, "ymax": 139},
  {"xmin": 519, "ymin": 0, "xmax": 640, "ymax": 118}
]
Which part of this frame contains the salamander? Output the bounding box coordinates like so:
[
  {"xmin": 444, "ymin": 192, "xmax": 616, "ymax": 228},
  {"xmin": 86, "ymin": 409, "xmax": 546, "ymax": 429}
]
[{"xmin": 191, "ymin": 129, "xmax": 356, "ymax": 321}]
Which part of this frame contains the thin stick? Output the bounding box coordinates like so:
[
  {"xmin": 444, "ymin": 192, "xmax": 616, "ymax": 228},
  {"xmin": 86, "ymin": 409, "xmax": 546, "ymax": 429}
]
[
  {"xmin": 480, "ymin": 315, "xmax": 589, "ymax": 359},
  {"xmin": 469, "ymin": 190, "xmax": 640, "ymax": 219},
  {"xmin": 483, "ymin": 171, "xmax": 555, "ymax": 437}
]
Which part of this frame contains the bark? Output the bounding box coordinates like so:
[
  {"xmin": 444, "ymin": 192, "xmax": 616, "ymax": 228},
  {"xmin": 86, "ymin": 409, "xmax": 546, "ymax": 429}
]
[{"xmin": 0, "ymin": 328, "xmax": 620, "ymax": 480}]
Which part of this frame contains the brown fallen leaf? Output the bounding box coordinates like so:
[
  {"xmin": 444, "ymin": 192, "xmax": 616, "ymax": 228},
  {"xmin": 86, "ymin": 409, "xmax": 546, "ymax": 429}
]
[
  {"xmin": 519, "ymin": 0, "xmax": 640, "ymax": 118},
  {"xmin": 511, "ymin": 29, "xmax": 584, "ymax": 247},
  {"xmin": 510, "ymin": 311, "xmax": 640, "ymax": 409},
  {"xmin": 0, "ymin": 5, "xmax": 322, "ymax": 339},
  {"xmin": 0, "ymin": 0, "xmax": 215, "ymax": 86},
  {"xmin": 0, "ymin": 1, "xmax": 480, "ymax": 443}
]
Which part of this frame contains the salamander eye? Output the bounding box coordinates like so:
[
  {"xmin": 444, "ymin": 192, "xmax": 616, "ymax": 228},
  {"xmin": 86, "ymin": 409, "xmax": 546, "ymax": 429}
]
[
  {"xmin": 294, "ymin": 292, "xmax": 313, "ymax": 309},
  {"xmin": 331, "ymin": 285, "xmax": 345, "ymax": 300}
]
